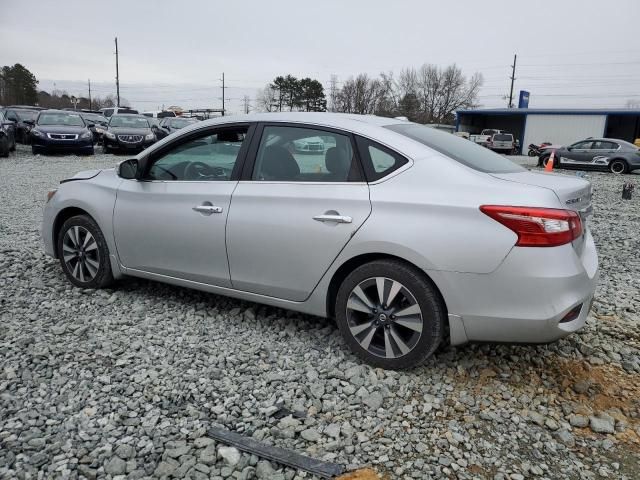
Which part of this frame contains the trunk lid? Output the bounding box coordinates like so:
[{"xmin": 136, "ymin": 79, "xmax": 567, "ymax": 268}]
[{"xmin": 490, "ymin": 170, "xmax": 593, "ymax": 253}]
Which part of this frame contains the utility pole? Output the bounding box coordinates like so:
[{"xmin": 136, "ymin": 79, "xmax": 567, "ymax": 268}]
[
  {"xmin": 329, "ymin": 74, "xmax": 338, "ymax": 112},
  {"xmin": 242, "ymin": 95, "xmax": 250, "ymax": 114},
  {"xmin": 221, "ymin": 72, "xmax": 225, "ymax": 116},
  {"xmin": 88, "ymin": 79, "xmax": 92, "ymax": 110},
  {"xmin": 508, "ymin": 54, "xmax": 517, "ymax": 108},
  {"xmin": 115, "ymin": 37, "xmax": 120, "ymax": 107}
]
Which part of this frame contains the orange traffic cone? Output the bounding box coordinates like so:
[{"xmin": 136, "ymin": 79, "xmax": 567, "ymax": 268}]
[{"xmin": 544, "ymin": 150, "xmax": 555, "ymax": 172}]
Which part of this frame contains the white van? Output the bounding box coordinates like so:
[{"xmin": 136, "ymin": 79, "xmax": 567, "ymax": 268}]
[{"xmin": 99, "ymin": 107, "xmax": 139, "ymax": 118}]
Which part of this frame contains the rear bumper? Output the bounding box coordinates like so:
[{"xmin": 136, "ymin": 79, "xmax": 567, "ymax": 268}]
[{"xmin": 438, "ymin": 229, "xmax": 599, "ymax": 345}]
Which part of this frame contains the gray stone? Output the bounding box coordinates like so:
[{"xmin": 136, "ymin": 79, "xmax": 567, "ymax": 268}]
[
  {"xmin": 590, "ymin": 415, "xmax": 615, "ymax": 434},
  {"xmin": 300, "ymin": 428, "xmax": 321, "ymax": 442},
  {"xmin": 104, "ymin": 457, "xmax": 126, "ymax": 476},
  {"xmin": 218, "ymin": 446, "xmax": 241, "ymax": 467}
]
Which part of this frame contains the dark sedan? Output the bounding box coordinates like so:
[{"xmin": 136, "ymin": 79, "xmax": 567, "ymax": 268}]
[
  {"xmin": 103, "ymin": 114, "xmax": 156, "ymax": 153},
  {"xmin": 79, "ymin": 112, "xmax": 109, "ymax": 144},
  {"xmin": 539, "ymin": 138, "xmax": 640, "ymax": 174},
  {"xmin": 0, "ymin": 109, "xmax": 17, "ymax": 156},
  {"xmin": 30, "ymin": 110, "xmax": 94, "ymax": 155},
  {"xmin": 3, "ymin": 107, "xmax": 40, "ymax": 143},
  {"xmin": 153, "ymin": 117, "xmax": 199, "ymax": 140}
]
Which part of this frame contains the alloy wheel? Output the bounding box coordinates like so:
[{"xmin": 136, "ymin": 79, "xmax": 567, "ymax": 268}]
[
  {"xmin": 610, "ymin": 161, "xmax": 626, "ymax": 174},
  {"xmin": 62, "ymin": 226, "xmax": 100, "ymax": 282},
  {"xmin": 345, "ymin": 277, "xmax": 423, "ymax": 359}
]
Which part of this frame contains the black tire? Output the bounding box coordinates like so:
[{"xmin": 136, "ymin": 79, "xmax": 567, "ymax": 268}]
[
  {"xmin": 335, "ymin": 259, "xmax": 445, "ymax": 369},
  {"xmin": 609, "ymin": 159, "xmax": 628, "ymax": 174},
  {"xmin": 102, "ymin": 145, "xmax": 110, "ymax": 154},
  {"xmin": 32, "ymin": 146, "xmax": 41, "ymax": 155},
  {"xmin": 9, "ymin": 137, "xmax": 16, "ymax": 152},
  {"xmin": 528, "ymin": 150, "xmax": 537, "ymax": 157},
  {"xmin": 0, "ymin": 137, "xmax": 8, "ymax": 157},
  {"xmin": 57, "ymin": 215, "xmax": 114, "ymax": 289},
  {"xmin": 540, "ymin": 154, "xmax": 553, "ymax": 168}
]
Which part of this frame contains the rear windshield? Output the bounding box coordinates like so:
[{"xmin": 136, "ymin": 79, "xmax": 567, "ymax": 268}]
[
  {"xmin": 37, "ymin": 112, "xmax": 85, "ymax": 126},
  {"xmin": 386, "ymin": 123, "xmax": 524, "ymax": 174},
  {"xmin": 493, "ymin": 134, "xmax": 513, "ymax": 141}
]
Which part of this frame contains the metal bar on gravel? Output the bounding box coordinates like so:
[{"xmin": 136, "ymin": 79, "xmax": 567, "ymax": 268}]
[{"xmin": 207, "ymin": 426, "xmax": 346, "ymax": 478}]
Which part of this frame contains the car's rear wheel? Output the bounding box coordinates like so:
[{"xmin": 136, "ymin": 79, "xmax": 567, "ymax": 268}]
[
  {"xmin": 335, "ymin": 260, "xmax": 445, "ymax": 369},
  {"xmin": 609, "ymin": 159, "xmax": 627, "ymax": 174},
  {"xmin": 0, "ymin": 137, "xmax": 9, "ymax": 157},
  {"xmin": 57, "ymin": 215, "xmax": 114, "ymax": 289}
]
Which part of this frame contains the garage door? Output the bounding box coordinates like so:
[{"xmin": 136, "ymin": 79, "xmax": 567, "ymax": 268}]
[{"xmin": 523, "ymin": 114, "xmax": 606, "ymax": 148}]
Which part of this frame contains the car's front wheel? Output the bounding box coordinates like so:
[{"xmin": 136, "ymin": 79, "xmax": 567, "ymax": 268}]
[
  {"xmin": 609, "ymin": 159, "xmax": 628, "ymax": 174},
  {"xmin": 57, "ymin": 215, "xmax": 114, "ymax": 289},
  {"xmin": 335, "ymin": 260, "xmax": 445, "ymax": 369}
]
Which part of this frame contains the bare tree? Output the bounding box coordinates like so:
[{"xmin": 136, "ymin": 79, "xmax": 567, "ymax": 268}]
[{"xmin": 256, "ymin": 86, "xmax": 278, "ymax": 112}]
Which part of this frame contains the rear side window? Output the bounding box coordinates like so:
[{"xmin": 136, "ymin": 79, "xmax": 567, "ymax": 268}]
[
  {"xmin": 355, "ymin": 136, "xmax": 408, "ymax": 181},
  {"xmin": 385, "ymin": 123, "xmax": 524, "ymax": 174}
]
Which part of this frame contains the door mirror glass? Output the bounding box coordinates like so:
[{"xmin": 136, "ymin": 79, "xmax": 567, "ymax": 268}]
[{"xmin": 118, "ymin": 159, "xmax": 139, "ymax": 179}]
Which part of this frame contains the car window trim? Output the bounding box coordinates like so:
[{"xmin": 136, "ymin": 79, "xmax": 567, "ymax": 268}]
[
  {"xmin": 354, "ymin": 134, "xmax": 411, "ymax": 183},
  {"xmin": 240, "ymin": 122, "xmax": 366, "ymax": 183},
  {"xmin": 138, "ymin": 122, "xmax": 255, "ymax": 182}
]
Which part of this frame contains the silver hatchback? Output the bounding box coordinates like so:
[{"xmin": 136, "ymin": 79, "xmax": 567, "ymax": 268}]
[{"xmin": 42, "ymin": 113, "xmax": 598, "ymax": 369}]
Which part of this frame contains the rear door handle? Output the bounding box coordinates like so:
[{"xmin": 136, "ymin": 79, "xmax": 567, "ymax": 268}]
[
  {"xmin": 193, "ymin": 205, "xmax": 223, "ymax": 215},
  {"xmin": 313, "ymin": 214, "xmax": 352, "ymax": 224}
]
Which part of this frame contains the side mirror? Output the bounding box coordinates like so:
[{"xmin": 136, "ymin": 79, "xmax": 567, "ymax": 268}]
[
  {"xmin": 23, "ymin": 119, "xmax": 35, "ymax": 126},
  {"xmin": 118, "ymin": 158, "xmax": 139, "ymax": 180},
  {"xmin": 86, "ymin": 121, "xmax": 95, "ymax": 127}
]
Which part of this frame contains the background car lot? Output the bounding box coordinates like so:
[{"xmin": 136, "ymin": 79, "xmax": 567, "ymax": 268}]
[{"xmin": 1, "ymin": 145, "xmax": 639, "ymax": 478}]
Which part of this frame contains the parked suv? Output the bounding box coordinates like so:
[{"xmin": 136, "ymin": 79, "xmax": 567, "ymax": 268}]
[
  {"xmin": 487, "ymin": 133, "xmax": 515, "ymax": 154},
  {"xmin": 103, "ymin": 114, "xmax": 156, "ymax": 153},
  {"xmin": 3, "ymin": 107, "xmax": 41, "ymax": 143}
]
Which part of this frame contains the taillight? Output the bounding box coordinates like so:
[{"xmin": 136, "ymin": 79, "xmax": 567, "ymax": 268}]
[{"xmin": 480, "ymin": 205, "xmax": 582, "ymax": 247}]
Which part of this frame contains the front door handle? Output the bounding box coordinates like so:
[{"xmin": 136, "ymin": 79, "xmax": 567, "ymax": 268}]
[
  {"xmin": 313, "ymin": 214, "xmax": 352, "ymax": 224},
  {"xmin": 193, "ymin": 205, "xmax": 223, "ymax": 215}
]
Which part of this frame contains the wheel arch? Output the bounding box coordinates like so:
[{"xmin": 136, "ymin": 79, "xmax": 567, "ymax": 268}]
[
  {"xmin": 608, "ymin": 157, "xmax": 628, "ymax": 172},
  {"xmin": 52, "ymin": 207, "xmax": 96, "ymax": 257},
  {"xmin": 325, "ymin": 253, "xmax": 449, "ymax": 330}
]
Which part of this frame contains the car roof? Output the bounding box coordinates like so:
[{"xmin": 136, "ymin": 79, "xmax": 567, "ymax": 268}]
[{"xmin": 110, "ymin": 113, "xmax": 146, "ymax": 117}]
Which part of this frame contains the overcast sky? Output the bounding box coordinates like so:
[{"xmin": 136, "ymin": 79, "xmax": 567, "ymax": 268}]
[{"xmin": 1, "ymin": 0, "xmax": 639, "ymax": 113}]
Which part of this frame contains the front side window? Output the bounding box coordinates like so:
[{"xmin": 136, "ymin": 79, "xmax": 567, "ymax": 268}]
[
  {"xmin": 386, "ymin": 123, "xmax": 524, "ymax": 174},
  {"xmin": 146, "ymin": 127, "xmax": 247, "ymax": 181},
  {"xmin": 571, "ymin": 141, "xmax": 593, "ymax": 150},
  {"xmin": 252, "ymin": 125, "xmax": 360, "ymax": 182},
  {"xmin": 591, "ymin": 141, "xmax": 617, "ymax": 150}
]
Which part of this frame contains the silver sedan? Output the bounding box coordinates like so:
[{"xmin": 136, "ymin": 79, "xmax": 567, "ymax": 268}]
[{"xmin": 42, "ymin": 113, "xmax": 598, "ymax": 369}]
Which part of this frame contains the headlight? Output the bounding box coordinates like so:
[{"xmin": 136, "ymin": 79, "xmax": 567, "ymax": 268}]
[
  {"xmin": 81, "ymin": 131, "xmax": 92, "ymax": 139},
  {"xmin": 105, "ymin": 132, "xmax": 116, "ymax": 139},
  {"xmin": 145, "ymin": 133, "xmax": 155, "ymax": 141},
  {"xmin": 31, "ymin": 129, "xmax": 43, "ymax": 137}
]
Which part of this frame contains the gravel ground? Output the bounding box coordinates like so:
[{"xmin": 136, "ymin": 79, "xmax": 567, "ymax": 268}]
[{"xmin": 1, "ymin": 146, "xmax": 639, "ymax": 480}]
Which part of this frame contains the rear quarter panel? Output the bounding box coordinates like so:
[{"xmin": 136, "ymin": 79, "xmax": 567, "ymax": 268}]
[{"xmin": 345, "ymin": 154, "xmax": 563, "ymax": 274}]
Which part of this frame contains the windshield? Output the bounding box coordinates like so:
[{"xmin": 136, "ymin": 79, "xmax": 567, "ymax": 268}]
[
  {"xmin": 386, "ymin": 123, "xmax": 524, "ymax": 174},
  {"xmin": 109, "ymin": 116, "xmax": 149, "ymax": 128},
  {"xmin": 16, "ymin": 110, "xmax": 39, "ymax": 121},
  {"xmin": 37, "ymin": 112, "xmax": 85, "ymax": 127},
  {"xmin": 171, "ymin": 118, "xmax": 197, "ymax": 129}
]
